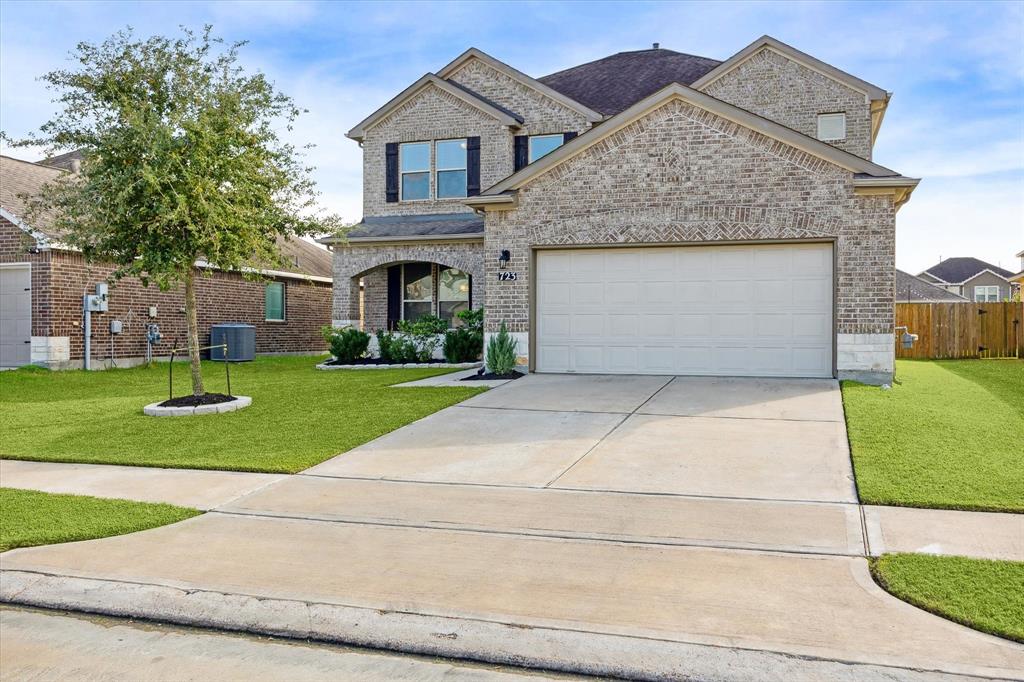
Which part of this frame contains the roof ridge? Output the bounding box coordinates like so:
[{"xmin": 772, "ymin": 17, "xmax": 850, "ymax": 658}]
[
  {"xmin": 0, "ymin": 154, "xmax": 65, "ymax": 173},
  {"xmin": 540, "ymin": 48, "xmax": 719, "ymax": 81}
]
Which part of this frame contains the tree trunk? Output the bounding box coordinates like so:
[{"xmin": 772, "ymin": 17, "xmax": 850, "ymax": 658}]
[{"xmin": 183, "ymin": 267, "xmax": 205, "ymax": 396}]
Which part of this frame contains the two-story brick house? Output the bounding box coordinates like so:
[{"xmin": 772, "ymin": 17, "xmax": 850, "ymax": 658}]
[{"xmin": 322, "ymin": 36, "xmax": 918, "ymax": 383}]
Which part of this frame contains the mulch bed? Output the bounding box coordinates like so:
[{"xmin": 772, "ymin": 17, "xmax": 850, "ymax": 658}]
[
  {"xmin": 325, "ymin": 358, "xmax": 431, "ymax": 366},
  {"xmin": 158, "ymin": 393, "xmax": 236, "ymax": 408},
  {"xmin": 462, "ymin": 371, "xmax": 523, "ymax": 381}
]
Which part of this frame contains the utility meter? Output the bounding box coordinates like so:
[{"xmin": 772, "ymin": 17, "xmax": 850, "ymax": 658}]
[
  {"xmin": 85, "ymin": 282, "xmax": 109, "ymax": 312},
  {"xmin": 901, "ymin": 331, "xmax": 918, "ymax": 349}
]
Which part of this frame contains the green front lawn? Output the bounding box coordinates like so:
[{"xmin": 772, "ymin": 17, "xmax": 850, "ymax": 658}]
[
  {"xmin": 872, "ymin": 553, "xmax": 1024, "ymax": 643},
  {"xmin": 841, "ymin": 359, "xmax": 1024, "ymax": 512},
  {"xmin": 0, "ymin": 356, "xmax": 484, "ymax": 473},
  {"xmin": 0, "ymin": 488, "xmax": 200, "ymax": 552}
]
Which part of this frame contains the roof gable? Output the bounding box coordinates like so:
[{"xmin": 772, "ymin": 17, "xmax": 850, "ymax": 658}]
[
  {"xmin": 691, "ymin": 35, "xmax": 888, "ymax": 102},
  {"xmin": 895, "ymin": 269, "xmax": 968, "ymax": 302},
  {"xmin": 921, "ymin": 257, "xmax": 1014, "ymax": 284},
  {"xmin": 471, "ymin": 82, "xmax": 908, "ymax": 202},
  {"xmin": 538, "ymin": 48, "xmax": 721, "ymax": 115},
  {"xmin": 437, "ymin": 48, "xmax": 603, "ymax": 123},
  {"xmin": 346, "ymin": 74, "xmax": 521, "ymax": 141}
]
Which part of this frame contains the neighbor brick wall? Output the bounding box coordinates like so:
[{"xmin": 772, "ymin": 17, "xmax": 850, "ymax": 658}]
[
  {"xmin": 700, "ymin": 47, "xmax": 873, "ymax": 160},
  {"xmin": 483, "ymin": 97, "xmax": 895, "ymax": 341},
  {"xmin": 1, "ymin": 218, "xmax": 52, "ymax": 337},
  {"xmin": 41, "ymin": 251, "xmax": 331, "ymax": 362}
]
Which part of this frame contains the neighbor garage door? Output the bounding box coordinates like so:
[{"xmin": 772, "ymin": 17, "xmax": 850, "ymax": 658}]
[
  {"xmin": 0, "ymin": 264, "xmax": 32, "ymax": 368},
  {"xmin": 535, "ymin": 243, "xmax": 833, "ymax": 377}
]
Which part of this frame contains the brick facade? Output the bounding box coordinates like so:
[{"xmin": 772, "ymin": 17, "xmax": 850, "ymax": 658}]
[
  {"xmin": 701, "ymin": 47, "xmax": 873, "ymax": 160},
  {"xmin": 2, "ymin": 219, "xmax": 331, "ymax": 367},
  {"xmin": 482, "ymin": 98, "xmax": 895, "ymax": 375},
  {"xmin": 331, "ymin": 240, "xmax": 484, "ymax": 327}
]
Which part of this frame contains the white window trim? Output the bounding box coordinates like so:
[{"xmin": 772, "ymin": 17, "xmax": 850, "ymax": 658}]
[
  {"xmin": 528, "ymin": 134, "xmax": 564, "ymax": 163},
  {"xmin": 265, "ymin": 281, "xmax": 286, "ymax": 322},
  {"xmin": 401, "ymin": 263, "xmax": 434, "ymax": 320},
  {"xmin": 434, "ymin": 138, "xmax": 468, "ymax": 199},
  {"xmin": 817, "ymin": 112, "xmax": 847, "ymax": 141},
  {"xmin": 974, "ymin": 285, "xmax": 1000, "ymax": 302},
  {"xmin": 399, "ymin": 141, "xmax": 431, "ymax": 202}
]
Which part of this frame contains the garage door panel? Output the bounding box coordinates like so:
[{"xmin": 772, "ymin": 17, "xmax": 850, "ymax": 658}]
[
  {"xmin": 535, "ymin": 244, "xmax": 833, "ymax": 377},
  {"xmin": 0, "ymin": 265, "xmax": 32, "ymax": 368}
]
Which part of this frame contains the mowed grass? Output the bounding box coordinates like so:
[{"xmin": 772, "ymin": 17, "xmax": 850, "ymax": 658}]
[
  {"xmin": 0, "ymin": 488, "xmax": 200, "ymax": 552},
  {"xmin": 0, "ymin": 356, "xmax": 484, "ymax": 473},
  {"xmin": 841, "ymin": 359, "xmax": 1023, "ymax": 512},
  {"xmin": 871, "ymin": 553, "xmax": 1024, "ymax": 643}
]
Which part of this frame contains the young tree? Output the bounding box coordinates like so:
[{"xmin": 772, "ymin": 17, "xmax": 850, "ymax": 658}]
[{"xmin": 11, "ymin": 26, "xmax": 339, "ymax": 395}]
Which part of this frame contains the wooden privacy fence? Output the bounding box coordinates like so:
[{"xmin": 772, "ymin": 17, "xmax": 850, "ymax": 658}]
[{"xmin": 895, "ymin": 302, "xmax": 1024, "ymax": 359}]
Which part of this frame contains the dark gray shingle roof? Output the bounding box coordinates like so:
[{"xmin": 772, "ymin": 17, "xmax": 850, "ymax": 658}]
[
  {"xmin": 895, "ymin": 269, "xmax": 968, "ymax": 302},
  {"xmin": 347, "ymin": 213, "xmax": 484, "ymax": 240},
  {"xmin": 538, "ymin": 48, "xmax": 721, "ymax": 115},
  {"xmin": 921, "ymin": 257, "xmax": 1014, "ymax": 283}
]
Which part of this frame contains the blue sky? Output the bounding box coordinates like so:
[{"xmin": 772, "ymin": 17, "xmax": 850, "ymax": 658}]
[{"xmin": 1, "ymin": 0, "xmax": 1021, "ymax": 273}]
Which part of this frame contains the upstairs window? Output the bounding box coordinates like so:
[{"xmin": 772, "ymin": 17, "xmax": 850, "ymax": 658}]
[
  {"xmin": 400, "ymin": 142, "xmax": 430, "ymax": 201},
  {"xmin": 816, "ymin": 113, "xmax": 846, "ymax": 141},
  {"xmin": 528, "ymin": 134, "xmax": 564, "ymax": 163},
  {"xmin": 974, "ymin": 285, "xmax": 1000, "ymax": 302},
  {"xmin": 436, "ymin": 139, "xmax": 467, "ymax": 198}
]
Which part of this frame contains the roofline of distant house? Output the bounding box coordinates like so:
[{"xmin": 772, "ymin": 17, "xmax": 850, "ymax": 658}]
[{"xmin": 920, "ymin": 266, "xmax": 1015, "ymax": 286}]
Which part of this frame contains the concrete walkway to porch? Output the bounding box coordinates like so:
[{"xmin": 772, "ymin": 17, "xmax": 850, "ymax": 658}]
[{"xmin": 2, "ymin": 374, "xmax": 1022, "ymax": 680}]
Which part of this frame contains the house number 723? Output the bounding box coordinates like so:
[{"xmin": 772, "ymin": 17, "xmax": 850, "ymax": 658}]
[{"xmin": 497, "ymin": 271, "xmax": 519, "ymax": 281}]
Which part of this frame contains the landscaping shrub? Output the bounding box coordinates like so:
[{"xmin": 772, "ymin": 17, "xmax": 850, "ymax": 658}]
[
  {"xmin": 396, "ymin": 315, "xmax": 448, "ymax": 362},
  {"xmin": 443, "ymin": 308, "xmax": 484, "ymax": 363},
  {"xmin": 486, "ymin": 322, "xmax": 517, "ymax": 375},
  {"xmin": 376, "ymin": 330, "xmax": 419, "ymax": 364},
  {"xmin": 321, "ymin": 325, "xmax": 370, "ymax": 363}
]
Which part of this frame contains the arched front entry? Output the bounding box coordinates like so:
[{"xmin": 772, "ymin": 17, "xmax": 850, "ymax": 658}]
[{"xmin": 331, "ymin": 243, "xmax": 485, "ymax": 331}]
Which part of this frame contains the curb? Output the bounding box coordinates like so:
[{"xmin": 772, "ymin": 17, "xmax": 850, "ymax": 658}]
[
  {"xmin": 143, "ymin": 396, "xmax": 252, "ymax": 417},
  {"xmin": 0, "ymin": 570, "xmax": 998, "ymax": 682}
]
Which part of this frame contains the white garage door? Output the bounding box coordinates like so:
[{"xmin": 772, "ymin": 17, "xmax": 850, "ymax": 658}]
[
  {"xmin": 0, "ymin": 264, "xmax": 32, "ymax": 368},
  {"xmin": 536, "ymin": 243, "xmax": 833, "ymax": 377}
]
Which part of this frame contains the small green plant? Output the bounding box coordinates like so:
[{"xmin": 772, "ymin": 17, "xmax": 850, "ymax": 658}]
[
  {"xmin": 396, "ymin": 314, "xmax": 448, "ymax": 362},
  {"xmin": 485, "ymin": 322, "xmax": 517, "ymax": 375},
  {"xmin": 322, "ymin": 325, "xmax": 370, "ymax": 363},
  {"xmin": 443, "ymin": 308, "xmax": 484, "ymax": 363},
  {"xmin": 376, "ymin": 330, "xmax": 419, "ymax": 364}
]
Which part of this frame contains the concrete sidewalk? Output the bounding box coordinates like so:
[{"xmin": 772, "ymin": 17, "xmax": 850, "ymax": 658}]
[{"xmin": 0, "ymin": 459, "xmax": 285, "ymax": 510}]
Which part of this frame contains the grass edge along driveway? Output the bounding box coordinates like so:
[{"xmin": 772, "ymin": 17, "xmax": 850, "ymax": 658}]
[
  {"xmin": 0, "ymin": 356, "xmax": 485, "ymax": 473},
  {"xmin": 871, "ymin": 553, "xmax": 1024, "ymax": 643},
  {"xmin": 0, "ymin": 487, "xmax": 200, "ymax": 553},
  {"xmin": 841, "ymin": 359, "xmax": 1023, "ymax": 513}
]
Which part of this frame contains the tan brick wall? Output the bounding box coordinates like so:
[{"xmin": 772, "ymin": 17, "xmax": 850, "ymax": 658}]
[
  {"xmin": 362, "ymin": 84, "xmax": 511, "ymax": 217},
  {"xmin": 483, "ymin": 98, "xmax": 895, "ymax": 346},
  {"xmin": 331, "ymin": 241, "xmax": 484, "ymax": 325},
  {"xmin": 701, "ymin": 47, "xmax": 873, "ymax": 160},
  {"xmin": 361, "ymin": 267, "xmax": 389, "ymax": 331},
  {"xmin": 446, "ymin": 58, "xmax": 591, "ymax": 136}
]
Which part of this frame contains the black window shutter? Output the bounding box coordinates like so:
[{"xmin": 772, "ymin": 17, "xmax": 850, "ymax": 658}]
[
  {"xmin": 466, "ymin": 136, "xmax": 481, "ymax": 196},
  {"xmin": 563, "ymin": 131, "xmax": 578, "ymax": 143},
  {"xmin": 387, "ymin": 265, "xmax": 401, "ymax": 328},
  {"xmin": 385, "ymin": 143, "xmax": 399, "ymax": 203},
  {"xmin": 513, "ymin": 135, "xmax": 528, "ymax": 172}
]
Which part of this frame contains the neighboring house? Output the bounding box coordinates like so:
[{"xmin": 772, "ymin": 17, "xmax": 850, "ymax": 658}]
[
  {"xmin": 895, "ymin": 269, "xmax": 968, "ymax": 303},
  {"xmin": 0, "ymin": 154, "xmax": 333, "ymax": 369},
  {"xmin": 1010, "ymin": 249, "xmax": 1024, "ymax": 287},
  {"xmin": 321, "ymin": 35, "xmax": 919, "ymax": 384},
  {"xmin": 917, "ymin": 257, "xmax": 1017, "ymax": 302}
]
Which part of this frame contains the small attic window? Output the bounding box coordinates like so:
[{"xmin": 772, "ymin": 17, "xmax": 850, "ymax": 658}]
[{"xmin": 817, "ymin": 113, "xmax": 846, "ymax": 141}]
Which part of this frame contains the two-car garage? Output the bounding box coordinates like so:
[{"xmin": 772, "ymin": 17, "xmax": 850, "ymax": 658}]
[{"xmin": 534, "ymin": 242, "xmax": 834, "ymax": 378}]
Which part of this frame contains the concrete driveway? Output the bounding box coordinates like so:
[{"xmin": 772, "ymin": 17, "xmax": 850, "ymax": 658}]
[
  {"xmin": 307, "ymin": 374, "xmax": 857, "ymax": 502},
  {"xmin": 4, "ymin": 374, "xmax": 1024, "ymax": 681}
]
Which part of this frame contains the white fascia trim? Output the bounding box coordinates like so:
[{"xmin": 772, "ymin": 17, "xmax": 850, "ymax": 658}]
[
  {"xmin": 960, "ymin": 269, "xmax": 1014, "ymax": 285},
  {"xmin": 691, "ymin": 35, "xmax": 889, "ymax": 104},
  {"xmin": 437, "ymin": 47, "xmax": 604, "ymax": 123},
  {"xmin": 346, "ymin": 74, "xmax": 520, "ymax": 142},
  {"xmin": 0, "ymin": 206, "xmax": 53, "ymax": 250},
  {"xmin": 194, "ymin": 259, "xmax": 332, "ymax": 284}
]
